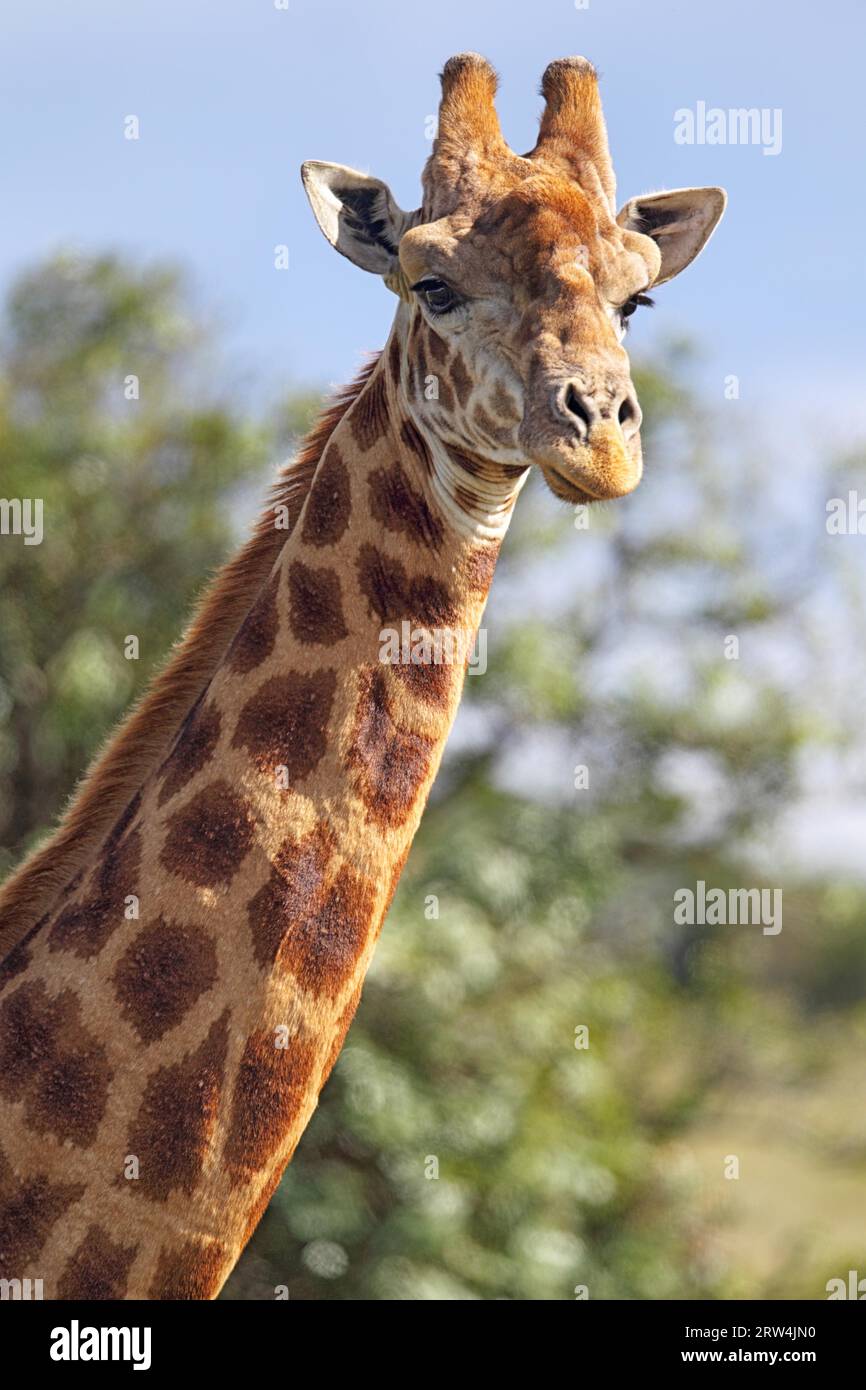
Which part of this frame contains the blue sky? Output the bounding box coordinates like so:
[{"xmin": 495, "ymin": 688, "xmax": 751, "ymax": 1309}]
[{"xmin": 2, "ymin": 0, "xmax": 864, "ymax": 446}]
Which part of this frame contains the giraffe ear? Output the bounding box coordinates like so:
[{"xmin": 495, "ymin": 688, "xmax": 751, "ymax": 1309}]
[
  {"xmin": 301, "ymin": 161, "xmax": 420, "ymax": 276},
  {"xmin": 616, "ymin": 186, "xmax": 726, "ymax": 286}
]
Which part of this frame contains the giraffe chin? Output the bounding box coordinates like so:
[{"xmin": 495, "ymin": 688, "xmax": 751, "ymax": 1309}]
[
  {"xmin": 539, "ymin": 467, "xmax": 598, "ymax": 505},
  {"xmin": 539, "ymin": 455, "xmax": 643, "ymax": 505},
  {"xmin": 537, "ymin": 427, "xmax": 643, "ymax": 505}
]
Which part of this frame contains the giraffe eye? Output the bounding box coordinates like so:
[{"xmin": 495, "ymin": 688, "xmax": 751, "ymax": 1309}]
[
  {"xmin": 411, "ymin": 277, "xmax": 462, "ymax": 315},
  {"xmin": 619, "ymin": 292, "xmax": 655, "ymax": 328}
]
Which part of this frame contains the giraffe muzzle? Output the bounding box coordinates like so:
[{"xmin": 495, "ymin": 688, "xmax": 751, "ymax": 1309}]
[{"xmin": 529, "ymin": 385, "xmax": 644, "ymax": 503}]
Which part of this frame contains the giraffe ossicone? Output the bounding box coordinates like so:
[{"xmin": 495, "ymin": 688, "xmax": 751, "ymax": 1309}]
[{"xmin": 0, "ymin": 54, "xmax": 725, "ymax": 1299}]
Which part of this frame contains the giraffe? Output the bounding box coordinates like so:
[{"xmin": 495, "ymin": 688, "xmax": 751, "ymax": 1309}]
[{"xmin": 0, "ymin": 55, "xmax": 725, "ymax": 1299}]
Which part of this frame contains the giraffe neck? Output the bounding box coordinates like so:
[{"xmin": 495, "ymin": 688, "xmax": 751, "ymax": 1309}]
[
  {"xmin": 0, "ymin": 327, "xmax": 522, "ymax": 1299},
  {"xmin": 0, "ymin": 362, "xmax": 376, "ymax": 965}
]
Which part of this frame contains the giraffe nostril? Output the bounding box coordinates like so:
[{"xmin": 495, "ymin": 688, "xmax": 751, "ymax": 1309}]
[
  {"xmin": 564, "ymin": 384, "xmax": 592, "ymax": 437},
  {"xmin": 617, "ymin": 393, "xmax": 641, "ymax": 437}
]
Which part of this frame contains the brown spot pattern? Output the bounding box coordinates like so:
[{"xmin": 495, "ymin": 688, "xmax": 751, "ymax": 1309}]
[
  {"xmin": 392, "ymin": 656, "xmax": 453, "ymax": 708},
  {"xmin": 113, "ymin": 917, "xmax": 218, "ymax": 1044},
  {"xmin": 57, "ymin": 1225, "xmax": 138, "ymax": 1299},
  {"xmin": 225, "ymin": 571, "xmax": 280, "ymax": 675},
  {"xmin": 247, "ymin": 824, "xmax": 334, "ymax": 970},
  {"xmin": 473, "ymin": 403, "xmax": 515, "ymax": 446},
  {"xmin": 0, "ymin": 981, "xmax": 110, "ymax": 1147},
  {"xmin": 301, "ymin": 444, "xmax": 351, "ymax": 548},
  {"xmin": 277, "ymin": 863, "xmax": 376, "ymax": 998},
  {"xmin": 348, "ymin": 666, "xmax": 435, "ymax": 827},
  {"xmin": 49, "ymin": 820, "xmax": 142, "ymax": 959},
  {"xmin": 125, "ymin": 1011, "xmax": 229, "ymax": 1202},
  {"xmin": 449, "ymin": 352, "xmax": 473, "ymax": 407},
  {"xmin": 425, "ymin": 327, "xmax": 449, "ymax": 366},
  {"xmin": 231, "ymin": 670, "xmax": 335, "ymax": 782},
  {"xmin": 491, "ymin": 380, "xmax": 521, "ymax": 422},
  {"xmin": 410, "ymin": 358, "xmax": 425, "ymax": 405},
  {"xmin": 356, "ymin": 543, "xmax": 456, "ymax": 629},
  {"xmin": 286, "ymin": 560, "xmax": 348, "ymax": 646},
  {"xmin": 0, "ymin": 1147, "xmax": 84, "ymax": 1274},
  {"xmin": 432, "ymin": 375, "xmax": 455, "ymax": 412},
  {"xmin": 415, "ymin": 340, "xmax": 430, "ymax": 395},
  {"xmin": 350, "ymin": 372, "xmax": 389, "ymax": 451},
  {"xmin": 246, "ymin": 826, "xmax": 376, "ymax": 998},
  {"xmin": 0, "ymin": 917, "xmax": 45, "ymax": 994},
  {"xmin": 223, "ymin": 1028, "xmax": 318, "ymax": 1189},
  {"xmin": 388, "ymin": 334, "xmax": 402, "ymax": 385},
  {"xmin": 160, "ymin": 780, "xmax": 257, "ymax": 890},
  {"xmin": 108, "ymin": 791, "xmax": 142, "ymax": 845},
  {"xmin": 157, "ymin": 696, "xmax": 222, "ymax": 808},
  {"xmin": 400, "ymin": 417, "xmax": 433, "ymax": 475},
  {"xmin": 149, "ymin": 1238, "xmax": 228, "ymax": 1300},
  {"xmin": 0, "ymin": 983, "xmax": 56, "ymax": 1100},
  {"xmin": 368, "ymin": 460, "xmax": 443, "ymax": 550}
]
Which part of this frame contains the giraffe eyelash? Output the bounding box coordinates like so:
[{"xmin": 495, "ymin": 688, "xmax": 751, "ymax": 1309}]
[
  {"xmin": 620, "ymin": 292, "xmax": 655, "ymax": 329},
  {"xmin": 410, "ymin": 277, "xmax": 464, "ymax": 316},
  {"xmin": 619, "ymin": 291, "xmax": 653, "ymax": 318}
]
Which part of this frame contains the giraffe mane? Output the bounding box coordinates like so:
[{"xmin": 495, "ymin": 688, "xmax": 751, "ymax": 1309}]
[{"xmin": 0, "ymin": 352, "xmax": 381, "ymax": 965}]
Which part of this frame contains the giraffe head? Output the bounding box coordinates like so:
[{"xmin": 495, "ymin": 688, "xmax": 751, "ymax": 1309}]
[{"xmin": 302, "ymin": 54, "xmax": 725, "ymax": 506}]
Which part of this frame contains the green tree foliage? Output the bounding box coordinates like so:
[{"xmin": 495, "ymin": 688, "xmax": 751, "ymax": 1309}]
[
  {"xmin": 2, "ymin": 255, "xmax": 864, "ymax": 1300},
  {"xmin": 0, "ymin": 254, "xmax": 271, "ymax": 870}
]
